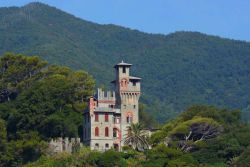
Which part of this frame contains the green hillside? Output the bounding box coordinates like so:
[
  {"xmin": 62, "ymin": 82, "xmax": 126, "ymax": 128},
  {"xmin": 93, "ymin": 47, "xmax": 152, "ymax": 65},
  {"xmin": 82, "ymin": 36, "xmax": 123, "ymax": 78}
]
[{"xmin": 1, "ymin": 2, "xmax": 250, "ymax": 122}]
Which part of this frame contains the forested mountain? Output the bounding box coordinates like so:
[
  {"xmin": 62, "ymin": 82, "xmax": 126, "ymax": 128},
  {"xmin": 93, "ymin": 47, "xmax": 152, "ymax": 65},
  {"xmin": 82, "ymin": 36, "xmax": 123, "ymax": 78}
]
[{"xmin": 1, "ymin": 2, "xmax": 250, "ymax": 122}]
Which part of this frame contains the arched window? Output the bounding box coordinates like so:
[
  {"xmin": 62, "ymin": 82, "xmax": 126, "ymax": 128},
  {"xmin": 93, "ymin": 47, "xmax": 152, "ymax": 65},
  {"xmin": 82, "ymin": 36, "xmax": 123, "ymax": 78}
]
[
  {"xmin": 105, "ymin": 143, "xmax": 109, "ymax": 149},
  {"xmin": 105, "ymin": 127, "xmax": 109, "ymax": 137},
  {"xmin": 95, "ymin": 143, "xmax": 99, "ymax": 149},
  {"xmin": 113, "ymin": 128, "xmax": 119, "ymax": 138},
  {"xmin": 121, "ymin": 80, "xmax": 123, "ymax": 87},
  {"xmin": 105, "ymin": 113, "xmax": 109, "ymax": 122},
  {"xmin": 126, "ymin": 116, "xmax": 133, "ymax": 124},
  {"xmin": 95, "ymin": 113, "xmax": 99, "ymax": 122},
  {"xmin": 120, "ymin": 79, "xmax": 128, "ymax": 88},
  {"xmin": 95, "ymin": 127, "xmax": 99, "ymax": 136}
]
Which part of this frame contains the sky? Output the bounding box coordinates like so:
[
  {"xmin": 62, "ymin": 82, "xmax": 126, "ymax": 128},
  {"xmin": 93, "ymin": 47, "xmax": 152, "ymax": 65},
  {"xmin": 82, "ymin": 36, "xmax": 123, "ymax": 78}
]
[{"xmin": 0, "ymin": 0, "xmax": 250, "ymax": 41}]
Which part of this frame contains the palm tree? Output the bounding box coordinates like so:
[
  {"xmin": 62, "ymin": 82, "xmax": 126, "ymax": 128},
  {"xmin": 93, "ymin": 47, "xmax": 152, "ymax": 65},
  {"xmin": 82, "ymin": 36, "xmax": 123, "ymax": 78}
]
[{"xmin": 124, "ymin": 123, "xmax": 149, "ymax": 151}]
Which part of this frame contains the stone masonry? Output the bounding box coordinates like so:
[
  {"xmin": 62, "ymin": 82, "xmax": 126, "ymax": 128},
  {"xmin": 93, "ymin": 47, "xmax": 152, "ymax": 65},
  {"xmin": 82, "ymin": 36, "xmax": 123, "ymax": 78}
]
[{"xmin": 48, "ymin": 137, "xmax": 82, "ymax": 154}]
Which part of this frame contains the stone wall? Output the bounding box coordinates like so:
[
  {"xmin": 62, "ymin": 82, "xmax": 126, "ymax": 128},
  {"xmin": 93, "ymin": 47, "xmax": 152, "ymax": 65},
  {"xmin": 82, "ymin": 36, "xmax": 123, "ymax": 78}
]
[{"xmin": 48, "ymin": 137, "xmax": 82, "ymax": 154}]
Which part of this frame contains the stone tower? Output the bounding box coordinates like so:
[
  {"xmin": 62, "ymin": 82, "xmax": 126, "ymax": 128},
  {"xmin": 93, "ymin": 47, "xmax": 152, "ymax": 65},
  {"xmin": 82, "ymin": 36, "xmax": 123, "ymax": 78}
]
[
  {"xmin": 83, "ymin": 61, "xmax": 141, "ymax": 151},
  {"xmin": 112, "ymin": 61, "xmax": 141, "ymax": 146}
]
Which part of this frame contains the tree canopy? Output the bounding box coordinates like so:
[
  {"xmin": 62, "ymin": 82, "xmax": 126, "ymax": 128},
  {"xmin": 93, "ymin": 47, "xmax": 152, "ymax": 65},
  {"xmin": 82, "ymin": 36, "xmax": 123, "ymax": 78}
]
[
  {"xmin": 19, "ymin": 105, "xmax": 250, "ymax": 167},
  {"xmin": 0, "ymin": 53, "xmax": 95, "ymax": 166}
]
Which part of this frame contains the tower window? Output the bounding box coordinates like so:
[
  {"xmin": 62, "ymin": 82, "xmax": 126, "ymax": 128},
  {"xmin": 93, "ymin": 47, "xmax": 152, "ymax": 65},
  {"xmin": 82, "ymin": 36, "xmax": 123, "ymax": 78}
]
[
  {"xmin": 114, "ymin": 117, "xmax": 120, "ymax": 124},
  {"xmin": 126, "ymin": 116, "xmax": 133, "ymax": 124},
  {"xmin": 116, "ymin": 117, "xmax": 120, "ymax": 124},
  {"xmin": 123, "ymin": 66, "xmax": 126, "ymax": 73},
  {"xmin": 95, "ymin": 127, "xmax": 99, "ymax": 136},
  {"xmin": 105, "ymin": 127, "xmax": 109, "ymax": 137}
]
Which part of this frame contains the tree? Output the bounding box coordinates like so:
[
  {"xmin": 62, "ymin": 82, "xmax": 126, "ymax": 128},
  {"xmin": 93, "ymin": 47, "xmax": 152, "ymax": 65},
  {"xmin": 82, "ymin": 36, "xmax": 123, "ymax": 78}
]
[
  {"xmin": 0, "ymin": 118, "xmax": 9, "ymax": 166},
  {"xmin": 139, "ymin": 103, "xmax": 158, "ymax": 128},
  {"xmin": 169, "ymin": 117, "xmax": 223, "ymax": 152},
  {"xmin": 124, "ymin": 123, "xmax": 149, "ymax": 151},
  {"xmin": 233, "ymin": 145, "xmax": 250, "ymax": 167},
  {"xmin": 0, "ymin": 53, "xmax": 48, "ymax": 102}
]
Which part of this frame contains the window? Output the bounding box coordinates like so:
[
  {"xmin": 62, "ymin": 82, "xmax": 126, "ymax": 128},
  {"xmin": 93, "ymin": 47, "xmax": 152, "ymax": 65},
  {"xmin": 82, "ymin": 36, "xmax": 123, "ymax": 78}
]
[
  {"xmin": 113, "ymin": 128, "xmax": 118, "ymax": 138},
  {"xmin": 105, "ymin": 113, "xmax": 109, "ymax": 122},
  {"xmin": 124, "ymin": 105, "xmax": 126, "ymax": 109},
  {"xmin": 105, "ymin": 143, "xmax": 109, "ymax": 149},
  {"xmin": 114, "ymin": 144, "xmax": 119, "ymax": 151},
  {"xmin": 127, "ymin": 116, "xmax": 132, "ymax": 124},
  {"xmin": 95, "ymin": 143, "xmax": 99, "ymax": 149},
  {"xmin": 113, "ymin": 117, "xmax": 120, "ymax": 124},
  {"xmin": 121, "ymin": 81, "xmax": 123, "ymax": 87},
  {"xmin": 123, "ymin": 66, "xmax": 126, "ymax": 73},
  {"xmin": 121, "ymin": 79, "xmax": 128, "ymax": 88},
  {"xmin": 134, "ymin": 105, "xmax": 136, "ymax": 109},
  {"xmin": 105, "ymin": 127, "xmax": 109, "ymax": 137},
  {"xmin": 95, "ymin": 113, "xmax": 99, "ymax": 122},
  {"xmin": 95, "ymin": 127, "xmax": 99, "ymax": 136},
  {"xmin": 116, "ymin": 118, "xmax": 120, "ymax": 124},
  {"xmin": 133, "ymin": 82, "xmax": 136, "ymax": 86}
]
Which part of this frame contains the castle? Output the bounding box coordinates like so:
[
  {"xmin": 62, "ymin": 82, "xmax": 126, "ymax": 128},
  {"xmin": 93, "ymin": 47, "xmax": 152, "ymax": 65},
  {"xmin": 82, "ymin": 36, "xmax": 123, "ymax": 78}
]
[{"xmin": 83, "ymin": 61, "xmax": 141, "ymax": 151}]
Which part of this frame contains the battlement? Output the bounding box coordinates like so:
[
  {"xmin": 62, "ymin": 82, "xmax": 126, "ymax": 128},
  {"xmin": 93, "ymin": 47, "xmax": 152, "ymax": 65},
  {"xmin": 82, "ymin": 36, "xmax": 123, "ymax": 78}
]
[
  {"xmin": 48, "ymin": 137, "xmax": 82, "ymax": 154},
  {"xmin": 97, "ymin": 88, "xmax": 115, "ymax": 101}
]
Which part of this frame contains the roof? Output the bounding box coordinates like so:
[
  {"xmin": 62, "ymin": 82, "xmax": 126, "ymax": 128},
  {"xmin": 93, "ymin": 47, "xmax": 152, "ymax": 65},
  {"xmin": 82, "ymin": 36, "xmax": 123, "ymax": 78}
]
[
  {"xmin": 129, "ymin": 76, "xmax": 141, "ymax": 80},
  {"xmin": 114, "ymin": 60, "xmax": 132, "ymax": 68},
  {"xmin": 94, "ymin": 107, "xmax": 121, "ymax": 114},
  {"xmin": 111, "ymin": 76, "xmax": 141, "ymax": 83}
]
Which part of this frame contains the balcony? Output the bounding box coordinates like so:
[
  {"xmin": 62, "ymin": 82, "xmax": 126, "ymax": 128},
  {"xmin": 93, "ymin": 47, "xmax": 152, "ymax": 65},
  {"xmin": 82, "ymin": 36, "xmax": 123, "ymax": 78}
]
[{"xmin": 94, "ymin": 107, "xmax": 121, "ymax": 114}]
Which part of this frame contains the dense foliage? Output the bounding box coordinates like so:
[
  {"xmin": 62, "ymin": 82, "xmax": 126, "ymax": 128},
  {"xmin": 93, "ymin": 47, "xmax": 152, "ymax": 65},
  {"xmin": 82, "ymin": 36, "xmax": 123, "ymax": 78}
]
[
  {"xmin": 1, "ymin": 2, "xmax": 250, "ymax": 122},
  {"xmin": 24, "ymin": 105, "xmax": 250, "ymax": 167},
  {"xmin": 0, "ymin": 53, "xmax": 95, "ymax": 166},
  {"xmin": 150, "ymin": 105, "xmax": 250, "ymax": 166},
  {"xmin": 1, "ymin": 54, "xmax": 250, "ymax": 166}
]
